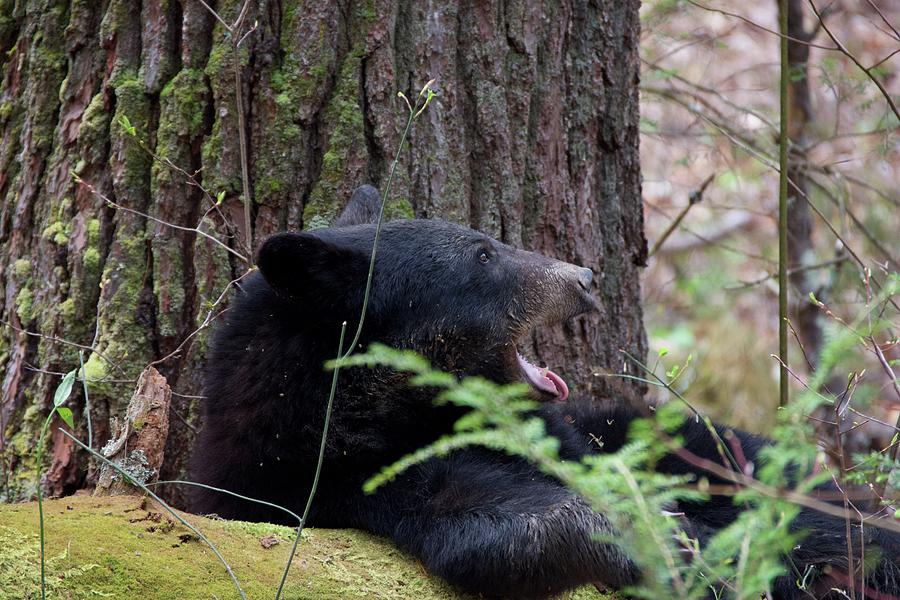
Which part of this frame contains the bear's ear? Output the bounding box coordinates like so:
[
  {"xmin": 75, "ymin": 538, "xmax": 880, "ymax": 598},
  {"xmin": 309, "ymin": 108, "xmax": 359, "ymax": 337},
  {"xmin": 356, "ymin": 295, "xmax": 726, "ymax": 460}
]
[
  {"xmin": 333, "ymin": 185, "xmax": 382, "ymax": 227},
  {"xmin": 256, "ymin": 232, "xmax": 366, "ymax": 302}
]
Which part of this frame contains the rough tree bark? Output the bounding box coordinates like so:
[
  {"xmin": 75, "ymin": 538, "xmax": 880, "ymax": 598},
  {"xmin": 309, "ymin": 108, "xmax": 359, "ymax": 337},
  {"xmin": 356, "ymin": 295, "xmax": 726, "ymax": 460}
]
[{"xmin": 0, "ymin": 0, "xmax": 645, "ymax": 507}]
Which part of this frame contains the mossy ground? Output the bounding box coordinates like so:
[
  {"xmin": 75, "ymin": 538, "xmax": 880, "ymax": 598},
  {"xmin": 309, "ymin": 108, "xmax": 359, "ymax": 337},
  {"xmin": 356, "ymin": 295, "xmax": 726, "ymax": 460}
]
[{"xmin": 0, "ymin": 495, "xmax": 611, "ymax": 599}]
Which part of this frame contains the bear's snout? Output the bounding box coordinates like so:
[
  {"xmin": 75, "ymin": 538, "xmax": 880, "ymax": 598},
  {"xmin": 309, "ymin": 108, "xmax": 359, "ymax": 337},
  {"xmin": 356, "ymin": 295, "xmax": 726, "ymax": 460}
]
[{"xmin": 576, "ymin": 267, "xmax": 593, "ymax": 292}]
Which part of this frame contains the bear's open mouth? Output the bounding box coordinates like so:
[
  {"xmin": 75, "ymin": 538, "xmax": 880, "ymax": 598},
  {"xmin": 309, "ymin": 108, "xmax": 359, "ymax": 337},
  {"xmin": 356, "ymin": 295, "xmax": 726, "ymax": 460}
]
[{"xmin": 516, "ymin": 351, "xmax": 569, "ymax": 402}]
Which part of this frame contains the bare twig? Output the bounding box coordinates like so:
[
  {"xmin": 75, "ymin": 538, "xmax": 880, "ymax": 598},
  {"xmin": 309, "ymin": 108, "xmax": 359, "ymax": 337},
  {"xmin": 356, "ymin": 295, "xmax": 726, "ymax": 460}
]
[
  {"xmin": 726, "ymin": 256, "xmax": 848, "ymax": 291},
  {"xmin": 75, "ymin": 177, "xmax": 247, "ymax": 263},
  {"xmin": 648, "ymin": 174, "xmax": 714, "ymax": 258},
  {"xmin": 808, "ymin": 0, "xmax": 900, "ymax": 122},
  {"xmin": 685, "ymin": 0, "xmax": 839, "ymax": 51},
  {"xmin": 148, "ymin": 270, "xmax": 252, "ymax": 368},
  {"xmin": 233, "ymin": 39, "xmax": 253, "ymax": 264},
  {"xmin": 78, "ymin": 351, "xmax": 92, "ymax": 450},
  {"xmin": 865, "ymin": 0, "xmax": 900, "ymax": 41},
  {"xmin": 197, "ymin": 0, "xmax": 255, "ymax": 265},
  {"xmin": 832, "ymin": 394, "xmax": 859, "ymax": 600},
  {"xmin": 0, "ymin": 319, "xmax": 123, "ymax": 377},
  {"xmin": 806, "ymin": 176, "xmax": 898, "ymax": 269}
]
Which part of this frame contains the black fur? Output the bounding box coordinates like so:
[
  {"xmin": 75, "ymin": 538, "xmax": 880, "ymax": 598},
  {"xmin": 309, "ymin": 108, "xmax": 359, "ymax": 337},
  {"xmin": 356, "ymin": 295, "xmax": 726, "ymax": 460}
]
[{"xmin": 191, "ymin": 187, "xmax": 899, "ymax": 599}]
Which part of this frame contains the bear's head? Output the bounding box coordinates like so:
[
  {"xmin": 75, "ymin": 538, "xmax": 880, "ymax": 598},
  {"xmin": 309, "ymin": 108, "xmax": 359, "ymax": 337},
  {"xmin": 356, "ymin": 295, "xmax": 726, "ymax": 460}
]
[{"xmin": 256, "ymin": 186, "xmax": 595, "ymax": 406}]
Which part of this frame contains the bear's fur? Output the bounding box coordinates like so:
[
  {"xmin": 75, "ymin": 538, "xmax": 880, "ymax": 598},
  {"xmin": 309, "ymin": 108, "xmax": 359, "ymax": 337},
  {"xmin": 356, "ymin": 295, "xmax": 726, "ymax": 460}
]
[{"xmin": 191, "ymin": 186, "xmax": 899, "ymax": 599}]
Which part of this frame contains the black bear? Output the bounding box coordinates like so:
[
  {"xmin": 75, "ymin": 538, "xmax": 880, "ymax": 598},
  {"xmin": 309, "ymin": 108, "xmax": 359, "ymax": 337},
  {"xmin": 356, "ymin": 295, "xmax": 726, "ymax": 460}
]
[{"xmin": 190, "ymin": 186, "xmax": 899, "ymax": 599}]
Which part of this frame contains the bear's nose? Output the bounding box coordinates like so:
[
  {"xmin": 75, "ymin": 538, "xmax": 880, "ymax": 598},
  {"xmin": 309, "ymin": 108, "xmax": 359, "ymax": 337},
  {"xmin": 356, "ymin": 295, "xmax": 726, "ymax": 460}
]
[{"xmin": 577, "ymin": 268, "xmax": 593, "ymax": 292}]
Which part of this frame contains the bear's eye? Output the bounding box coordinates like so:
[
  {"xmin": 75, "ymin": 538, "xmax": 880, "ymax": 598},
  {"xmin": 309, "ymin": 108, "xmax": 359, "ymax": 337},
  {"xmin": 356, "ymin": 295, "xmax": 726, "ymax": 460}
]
[{"xmin": 478, "ymin": 250, "xmax": 490, "ymax": 264}]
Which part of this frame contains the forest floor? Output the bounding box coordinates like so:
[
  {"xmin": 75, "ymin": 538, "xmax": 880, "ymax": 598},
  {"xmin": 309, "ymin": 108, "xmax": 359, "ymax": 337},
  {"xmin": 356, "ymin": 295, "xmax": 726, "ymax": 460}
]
[{"xmin": 0, "ymin": 494, "xmax": 609, "ymax": 600}]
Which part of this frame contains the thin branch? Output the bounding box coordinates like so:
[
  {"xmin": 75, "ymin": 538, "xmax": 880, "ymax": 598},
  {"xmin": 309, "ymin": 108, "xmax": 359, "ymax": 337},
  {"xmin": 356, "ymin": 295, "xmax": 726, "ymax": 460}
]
[
  {"xmin": 649, "ymin": 174, "xmax": 714, "ymax": 258},
  {"xmin": 196, "ymin": 0, "xmax": 254, "ymax": 264},
  {"xmin": 233, "ymin": 39, "xmax": 253, "ymax": 264},
  {"xmin": 806, "ymin": 176, "xmax": 898, "ymax": 268},
  {"xmin": 808, "ymin": 0, "xmax": 900, "ymax": 122},
  {"xmin": 865, "ymin": 0, "xmax": 900, "ymax": 42},
  {"xmin": 642, "ymin": 59, "xmax": 779, "ymax": 133},
  {"xmin": 646, "ymin": 85, "xmax": 900, "ymax": 312},
  {"xmin": 0, "ymin": 319, "xmax": 123, "ymax": 376},
  {"xmin": 726, "ymin": 256, "xmax": 848, "ymax": 291},
  {"xmin": 684, "ymin": 0, "xmax": 839, "ymax": 51},
  {"xmin": 276, "ymin": 321, "xmax": 346, "ymax": 599},
  {"xmin": 75, "ymin": 177, "xmax": 248, "ymax": 262},
  {"xmin": 198, "ymin": 0, "xmax": 231, "ymax": 31},
  {"xmin": 78, "ymin": 350, "xmax": 92, "ymax": 450},
  {"xmin": 871, "ymin": 46, "xmax": 900, "ymax": 70},
  {"xmin": 148, "ymin": 270, "xmax": 252, "ymax": 368},
  {"xmin": 149, "ymin": 480, "xmax": 302, "ymax": 523}
]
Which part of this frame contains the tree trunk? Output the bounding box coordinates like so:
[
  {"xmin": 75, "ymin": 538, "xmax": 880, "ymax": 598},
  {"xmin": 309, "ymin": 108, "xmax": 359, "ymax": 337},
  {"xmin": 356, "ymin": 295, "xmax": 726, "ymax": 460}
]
[
  {"xmin": 0, "ymin": 0, "xmax": 645, "ymax": 506},
  {"xmin": 784, "ymin": 0, "xmax": 823, "ymax": 368}
]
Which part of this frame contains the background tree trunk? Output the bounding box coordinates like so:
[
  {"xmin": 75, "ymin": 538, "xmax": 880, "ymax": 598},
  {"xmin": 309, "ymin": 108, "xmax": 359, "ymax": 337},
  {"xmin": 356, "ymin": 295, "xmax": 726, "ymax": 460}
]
[{"xmin": 0, "ymin": 0, "xmax": 645, "ymax": 507}]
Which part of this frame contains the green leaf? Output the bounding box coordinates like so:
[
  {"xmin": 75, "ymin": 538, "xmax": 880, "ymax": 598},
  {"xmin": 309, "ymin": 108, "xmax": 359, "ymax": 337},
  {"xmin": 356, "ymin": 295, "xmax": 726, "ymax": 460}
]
[
  {"xmin": 657, "ymin": 347, "xmax": 669, "ymax": 358},
  {"xmin": 56, "ymin": 407, "xmax": 75, "ymax": 429},
  {"xmin": 53, "ymin": 369, "xmax": 77, "ymax": 407},
  {"xmin": 666, "ymin": 364, "xmax": 680, "ymax": 379},
  {"xmin": 117, "ymin": 114, "xmax": 136, "ymax": 137},
  {"xmin": 216, "ymin": 190, "xmax": 226, "ymax": 205}
]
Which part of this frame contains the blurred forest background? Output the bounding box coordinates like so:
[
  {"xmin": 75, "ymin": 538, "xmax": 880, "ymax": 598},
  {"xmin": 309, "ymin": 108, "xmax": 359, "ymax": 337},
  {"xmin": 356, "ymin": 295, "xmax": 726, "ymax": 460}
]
[{"xmin": 640, "ymin": 0, "xmax": 899, "ymax": 450}]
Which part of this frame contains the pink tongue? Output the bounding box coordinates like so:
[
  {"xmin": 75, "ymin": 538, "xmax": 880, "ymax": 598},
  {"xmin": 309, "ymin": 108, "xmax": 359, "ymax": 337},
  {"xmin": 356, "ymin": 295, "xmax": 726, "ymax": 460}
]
[
  {"xmin": 517, "ymin": 353, "xmax": 569, "ymax": 402},
  {"xmin": 543, "ymin": 369, "xmax": 569, "ymax": 402}
]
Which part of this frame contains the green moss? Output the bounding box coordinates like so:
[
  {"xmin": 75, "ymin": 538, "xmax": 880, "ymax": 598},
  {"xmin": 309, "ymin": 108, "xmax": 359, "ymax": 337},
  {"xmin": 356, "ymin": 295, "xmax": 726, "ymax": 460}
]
[
  {"xmin": 159, "ymin": 69, "xmax": 207, "ymax": 135},
  {"xmin": 80, "ymin": 352, "xmax": 106, "ymax": 384},
  {"xmin": 278, "ymin": 1, "xmax": 332, "ymax": 101},
  {"xmin": 90, "ymin": 231, "xmax": 154, "ymax": 399},
  {"xmin": 15, "ymin": 286, "xmax": 34, "ymax": 323},
  {"xmin": 87, "ymin": 217, "xmax": 101, "ymax": 240},
  {"xmin": 305, "ymin": 215, "xmax": 330, "ymax": 231},
  {"xmin": 78, "ymin": 92, "xmax": 111, "ymax": 166},
  {"xmin": 13, "ymin": 258, "xmax": 30, "ymax": 279},
  {"xmin": 41, "ymin": 220, "xmax": 69, "ymax": 246},
  {"xmin": 151, "ymin": 68, "xmax": 209, "ymax": 336},
  {"xmin": 82, "ymin": 246, "xmax": 100, "ymax": 274},
  {"xmin": 201, "ymin": 25, "xmax": 248, "ymax": 197},
  {"xmin": 253, "ymin": 54, "xmax": 303, "ymax": 205},
  {"xmin": 0, "ymin": 526, "xmax": 98, "ymax": 597},
  {"xmin": 152, "ymin": 248, "xmax": 185, "ymax": 338},
  {"xmin": 357, "ymin": 0, "xmax": 377, "ymax": 20},
  {"xmin": 384, "ymin": 197, "xmax": 414, "ymax": 221},
  {"xmin": 89, "ymin": 76, "xmax": 156, "ymax": 395},
  {"xmin": 60, "ymin": 217, "xmax": 103, "ymax": 331},
  {"xmin": 59, "ymin": 297, "xmax": 76, "ymax": 320},
  {"xmin": 150, "ymin": 68, "xmax": 211, "ymax": 339},
  {"xmin": 111, "ymin": 78, "xmax": 152, "ymax": 194},
  {"xmin": 0, "ymin": 496, "xmax": 611, "ymax": 599},
  {"xmin": 303, "ymin": 54, "xmax": 367, "ymax": 225},
  {"xmin": 0, "ymin": 99, "xmax": 11, "ymax": 123},
  {"xmin": 0, "ymin": 402, "xmax": 45, "ymax": 502}
]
